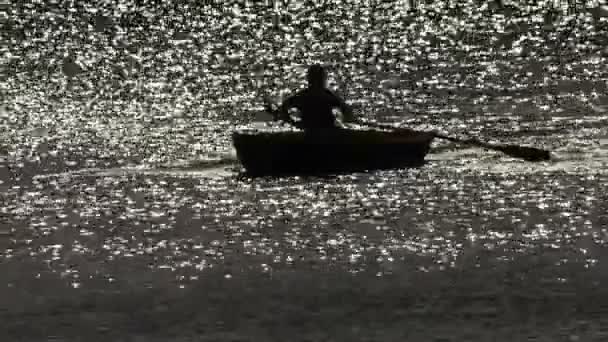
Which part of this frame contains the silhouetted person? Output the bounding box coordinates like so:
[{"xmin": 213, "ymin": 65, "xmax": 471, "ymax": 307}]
[{"xmin": 277, "ymin": 65, "xmax": 354, "ymax": 130}]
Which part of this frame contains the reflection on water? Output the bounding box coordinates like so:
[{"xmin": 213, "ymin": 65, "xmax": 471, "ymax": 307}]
[
  {"xmin": 1, "ymin": 0, "xmax": 608, "ymax": 340},
  {"xmin": 2, "ymin": 160, "xmax": 606, "ymax": 284}
]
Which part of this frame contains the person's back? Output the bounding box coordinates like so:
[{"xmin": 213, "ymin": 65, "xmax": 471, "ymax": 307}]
[{"xmin": 278, "ymin": 65, "xmax": 353, "ymax": 130}]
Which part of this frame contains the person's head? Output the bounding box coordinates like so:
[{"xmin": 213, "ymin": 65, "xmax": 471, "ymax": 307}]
[{"xmin": 306, "ymin": 64, "xmax": 327, "ymax": 89}]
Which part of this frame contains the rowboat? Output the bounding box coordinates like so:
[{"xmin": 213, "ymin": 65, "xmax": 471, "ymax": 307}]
[{"xmin": 232, "ymin": 127, "xmax": 435, "ymax": 176}]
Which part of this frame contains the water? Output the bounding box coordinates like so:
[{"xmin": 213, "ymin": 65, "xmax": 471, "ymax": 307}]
[{"xmin": 1, "ymin": 1, "xmax": 608, "ymax": 340}]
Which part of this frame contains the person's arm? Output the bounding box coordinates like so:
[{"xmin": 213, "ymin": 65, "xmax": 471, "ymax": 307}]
[
  {"xmin": 334, "ymin": 93, "xmax": 355, "ymax": 123},
  {"xmin": 277, "ymin": 94, "xmax": 299, "ymax": 126}
]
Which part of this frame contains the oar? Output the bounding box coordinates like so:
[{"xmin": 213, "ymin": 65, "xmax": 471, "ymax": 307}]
[
  {"xmin": 360, "ymin": 121, "xmax": 551, "ymax": 162},
  {"xmin": 434, "ymin": 132, "xmax": 551, "ymax": 162},
  {"xmin": 262, "ymin": 98, "xmax": 305, "ymax": 128}
]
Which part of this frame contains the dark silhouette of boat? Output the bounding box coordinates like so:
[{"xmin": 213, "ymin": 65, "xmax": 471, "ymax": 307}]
[{"xmin": 232, "ymin": 128, "xmax": 434, "ymax": 176}]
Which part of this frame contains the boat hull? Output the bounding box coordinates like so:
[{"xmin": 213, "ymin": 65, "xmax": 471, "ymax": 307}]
[{"xmin": 232, "ymin": 128, "xmax": 435, "ymax": 176}]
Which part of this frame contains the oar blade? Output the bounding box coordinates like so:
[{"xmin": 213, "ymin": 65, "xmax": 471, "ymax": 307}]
[{"xmin": 497, "ymin": 145, "xmax": 551, "ymax": 162}]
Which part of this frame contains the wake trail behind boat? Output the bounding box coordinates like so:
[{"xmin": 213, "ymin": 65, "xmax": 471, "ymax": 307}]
[
  {"xmin": 96, "ymin": 154, "xmax": 240, "ymax": 178},
  {"xmin": 32, "ymin": 154, "xmax": 240, "ymax": 180}
]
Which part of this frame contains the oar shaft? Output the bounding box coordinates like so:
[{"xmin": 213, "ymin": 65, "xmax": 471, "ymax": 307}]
[
  {"xmin": 433, "ymin": 133, "xmax": 485, "ymax": 147},
  {"xmin": 433, "ymin": 133, "xmax": 462, "ymax": 143},
  {"xmin": 362, "ymin": 122, "xmax": 551, "ymax": 162}
]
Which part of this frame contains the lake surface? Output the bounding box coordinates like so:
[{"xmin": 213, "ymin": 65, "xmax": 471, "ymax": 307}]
[{"xmin": 1, "ymin": 1, "xmax": 608, "ymax": 341}]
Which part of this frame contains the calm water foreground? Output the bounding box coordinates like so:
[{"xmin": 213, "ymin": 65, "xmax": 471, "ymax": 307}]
[{"xmin": 2, "ymin": 1, "xmax": 608, "ymax": 341}]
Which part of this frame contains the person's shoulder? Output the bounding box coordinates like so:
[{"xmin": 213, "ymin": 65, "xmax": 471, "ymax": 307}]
[
  {"xmin": 281, "ymin": 88, "xmax": 306, "ymax": 108},
  {"xmin": 287, "ymin": 88, "xmax": 308, "ymax": 99},
  {"xmin": 284, "ymin": 88, "xmax": 304, "ymax": 99},
  {"xmin": 323, "ymin": 88, "xmax": 345, "ymax": 103},
  {"xmin": 295, "ymin": 88, "xmax": 309, "ymax": 96},
  {"xmin": 323, "ymin": 88, "xmax": 337, "ymax": 95}
]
